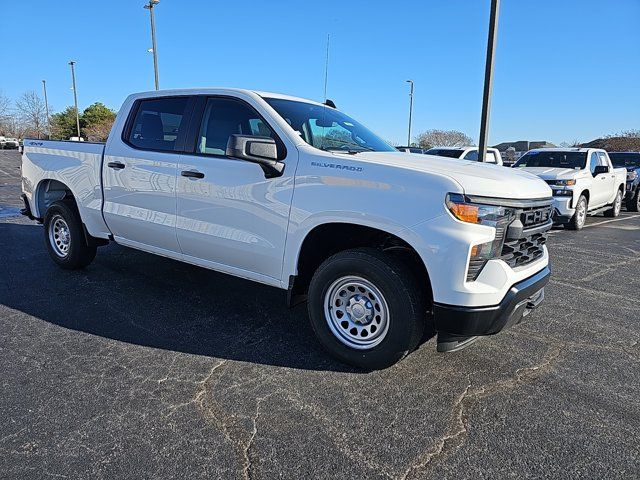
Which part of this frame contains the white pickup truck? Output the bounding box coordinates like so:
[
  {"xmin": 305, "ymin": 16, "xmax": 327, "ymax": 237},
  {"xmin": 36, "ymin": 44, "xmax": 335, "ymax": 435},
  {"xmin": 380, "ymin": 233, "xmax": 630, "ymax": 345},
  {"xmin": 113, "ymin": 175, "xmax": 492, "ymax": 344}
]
[
  {"xmin": 513, "ymin": 148, "xmax": 626, "ymax": 230},
  {"xmin": 425, "ymin": 146, "xmax": 504, "ymax": 166},
  {"xmin": 21, "ymin": 88, "xmax": 553, "ymax": 369}
]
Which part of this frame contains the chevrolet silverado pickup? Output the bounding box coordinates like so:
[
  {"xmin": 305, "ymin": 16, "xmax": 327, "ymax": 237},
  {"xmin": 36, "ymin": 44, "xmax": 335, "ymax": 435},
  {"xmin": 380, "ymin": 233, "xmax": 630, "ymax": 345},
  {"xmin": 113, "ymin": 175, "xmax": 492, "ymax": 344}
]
[
  {"xmin": 21, "ymin": 88, "xmax": 553, "ymax": 369},
  {"xmin": 514, "ymin": 148, "xmax": 626, "ymax": 230},
  {"xmin": 425, "ymin": 146, "xmax": 504, "ymax": 165}
]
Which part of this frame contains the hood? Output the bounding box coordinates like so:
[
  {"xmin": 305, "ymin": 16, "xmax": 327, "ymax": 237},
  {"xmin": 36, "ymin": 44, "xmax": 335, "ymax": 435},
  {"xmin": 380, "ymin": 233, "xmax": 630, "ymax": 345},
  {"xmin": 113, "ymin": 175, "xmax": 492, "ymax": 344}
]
[
  {"xmin": 343, "ymin": 152, "xmax": 552, "ymax": 200},
  {"xmin": 514, "ymin": 166, "xmax": 583, "ymax": 181}
]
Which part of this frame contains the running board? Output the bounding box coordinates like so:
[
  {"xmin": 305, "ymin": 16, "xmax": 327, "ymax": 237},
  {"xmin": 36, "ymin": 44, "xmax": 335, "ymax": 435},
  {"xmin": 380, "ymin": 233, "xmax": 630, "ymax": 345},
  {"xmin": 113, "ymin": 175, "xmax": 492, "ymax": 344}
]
[{"xmin": 436, "ymin": 334, "xmax": 480, "ymax": 353}]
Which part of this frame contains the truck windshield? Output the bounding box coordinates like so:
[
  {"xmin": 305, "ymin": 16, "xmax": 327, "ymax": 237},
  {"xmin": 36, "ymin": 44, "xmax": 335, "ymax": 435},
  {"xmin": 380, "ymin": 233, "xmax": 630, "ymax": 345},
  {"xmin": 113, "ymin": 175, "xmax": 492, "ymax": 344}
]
[
  {"xmin": 425, "ymin": 148, "xmax": 465, "ymax": 159},
  {"xmin": 263, "ymin": 98, "xmax": 396, "ymax": 153},
  {"xmin": 609, "ymin": 152, "xmax": 640, "ymax": 168},
  {"xmin": 514, "ymin": 151, "xmax": 587, "ymax": 169}
]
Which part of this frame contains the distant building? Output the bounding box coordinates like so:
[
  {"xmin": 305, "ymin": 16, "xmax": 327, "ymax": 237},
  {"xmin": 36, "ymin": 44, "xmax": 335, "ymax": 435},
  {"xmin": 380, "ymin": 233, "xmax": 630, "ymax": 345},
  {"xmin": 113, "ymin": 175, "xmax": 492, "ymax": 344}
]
[{"xmin": 492, "ymin": 140, "xmax": 556, "ymax": 165}]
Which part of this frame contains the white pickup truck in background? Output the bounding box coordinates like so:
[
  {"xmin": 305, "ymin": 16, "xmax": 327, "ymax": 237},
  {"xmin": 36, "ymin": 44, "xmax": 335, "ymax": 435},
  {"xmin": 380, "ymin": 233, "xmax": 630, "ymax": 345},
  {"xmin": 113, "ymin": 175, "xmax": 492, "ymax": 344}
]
[
  {"xmin": 514, "ymin": 148, "xmax": 626, "ymax": 230},
  {"xmin": 21, "ymin": 88, "xmax": 553, "ymax": 369},
  {"xmin": 425, "ymin": 146, "xmax": 504, "ymax": 165}
]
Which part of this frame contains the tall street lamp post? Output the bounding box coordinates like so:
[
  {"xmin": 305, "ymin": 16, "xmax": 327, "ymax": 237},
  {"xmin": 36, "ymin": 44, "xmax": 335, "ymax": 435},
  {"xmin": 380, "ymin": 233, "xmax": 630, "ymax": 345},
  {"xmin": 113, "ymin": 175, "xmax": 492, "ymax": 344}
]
[
  {"xmin": 406, "ymin": 79, "xmax": 414, "ymax": 147},
  {"xmin": 42, "ymin": 79, "xmax": 50, "ymax": 138},
  {"xmin": 478, "ymin": 0, "xmax": 500, "ymax": 163},
  {"xmin": 68, "ymin": 61, "xmax": 81, "ymax": 139},
  {"xmin": 144, "ymin": 0, "xmax": 160, "ymax": 90}
]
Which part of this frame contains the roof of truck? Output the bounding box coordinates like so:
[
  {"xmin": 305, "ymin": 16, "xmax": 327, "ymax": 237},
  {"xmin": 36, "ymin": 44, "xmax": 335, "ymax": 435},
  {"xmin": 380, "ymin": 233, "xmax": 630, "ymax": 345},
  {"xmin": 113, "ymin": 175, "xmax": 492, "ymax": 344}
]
[
  {"xmin": 527, "ymin": 147, "xmax": 602, "ymax": 153},
  {"xmin": 129, "ymin": 88, "xmax": 326, "ymax": 106}
]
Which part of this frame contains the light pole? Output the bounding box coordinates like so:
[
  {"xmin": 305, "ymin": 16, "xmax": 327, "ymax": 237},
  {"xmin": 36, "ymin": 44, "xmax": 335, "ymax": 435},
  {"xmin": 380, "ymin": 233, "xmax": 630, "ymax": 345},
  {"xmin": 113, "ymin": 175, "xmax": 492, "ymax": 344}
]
[
  {"xmin": 478, "ymin": 0, "xmax": 500, "ymax": 163},
  {"xmin": 69, "ymin": 61, "xmax": 81, "ymax": 139},
  {"xmin": 144, "ymin": 0, "xmax": 160, "ymax": 90},
  {"xmin": 42, "ymin": 79, "xmax": 51, "ymax": 138},
  {"xmin": 406, "ymin": 80, "xmax": 414, "ymax": 147}
]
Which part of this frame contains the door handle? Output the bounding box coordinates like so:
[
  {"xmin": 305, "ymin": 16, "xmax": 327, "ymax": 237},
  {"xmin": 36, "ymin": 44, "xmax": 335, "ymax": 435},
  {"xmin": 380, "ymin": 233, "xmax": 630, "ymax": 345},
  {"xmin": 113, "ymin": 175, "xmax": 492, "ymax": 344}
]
[
  {"xmin": 181, "ymin": 170, "xmax": 205, "ymax": 179},
  {"xmin": 107, "ymin": 161, "xmax": 125, "ymax": 170}
]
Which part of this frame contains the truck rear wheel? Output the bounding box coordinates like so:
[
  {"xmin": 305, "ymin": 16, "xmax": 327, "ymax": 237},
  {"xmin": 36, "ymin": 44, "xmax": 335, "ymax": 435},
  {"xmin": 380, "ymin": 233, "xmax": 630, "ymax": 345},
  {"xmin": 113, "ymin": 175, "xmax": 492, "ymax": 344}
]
[
  {"xmin": 567, "ymin": 195, "xmax": 587, "ymax": 230},
  {"xmin": 43, "ymin": 201, "xmax": 97, "ymax": 269},
  {"xmin": 307, "ymin": 248, "xmax": 426, "ymax": 370},
  {"xmin": 604, "ymin": 190, "xmax": 622, "ymax": 217}
]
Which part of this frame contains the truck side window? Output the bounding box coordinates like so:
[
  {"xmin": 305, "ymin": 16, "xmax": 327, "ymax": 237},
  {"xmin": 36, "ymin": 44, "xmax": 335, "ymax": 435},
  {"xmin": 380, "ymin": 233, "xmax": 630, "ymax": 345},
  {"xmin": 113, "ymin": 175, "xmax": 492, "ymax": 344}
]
[
  {"xmin": 485, "ymin": 152, "xmax": 497, "ymax": 163},
  {"xmin": 597, "ymin": 152, "xmax": 609, "ymax": 168},
  {"xmin": 589, "ymin": 152, "xmax": 599, "ymax": 175},
  {"xmin": 197, "ymin": 98, "xmax": 277, "ymax": 156},
  {"xmin": 463, "ymin": 150, "xmax": 479, "ymax": 161},
  {"xmin": 128, "ymin": 97, "xmax": 189, "ymax": 152}
]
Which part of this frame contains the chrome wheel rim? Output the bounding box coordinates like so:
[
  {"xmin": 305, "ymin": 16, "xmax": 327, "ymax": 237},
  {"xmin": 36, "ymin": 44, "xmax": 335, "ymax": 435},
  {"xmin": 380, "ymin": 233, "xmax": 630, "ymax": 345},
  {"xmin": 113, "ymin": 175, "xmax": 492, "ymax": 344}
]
[
  {"xmin": 614, "ymin": 192, "xmax": 622, "ymax": 215},
  {"xmin": 49, "ymin": 214, "xmax": 71, "ymax": 257},
  {"xmin": 324, "ymin": 276, "xmax": 390, "ymax": 350},
  {"xmin": 577, "ymin": 199, "xmax": 587, "ymax": 227}
]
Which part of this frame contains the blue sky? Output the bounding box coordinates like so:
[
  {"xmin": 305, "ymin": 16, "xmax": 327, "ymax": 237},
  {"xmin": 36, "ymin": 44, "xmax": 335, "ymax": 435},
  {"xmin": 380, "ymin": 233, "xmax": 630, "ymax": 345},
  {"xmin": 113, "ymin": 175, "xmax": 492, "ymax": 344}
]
[{"xmin": 1, "ymin": 0, "xmax": 638, "ymax": 145}]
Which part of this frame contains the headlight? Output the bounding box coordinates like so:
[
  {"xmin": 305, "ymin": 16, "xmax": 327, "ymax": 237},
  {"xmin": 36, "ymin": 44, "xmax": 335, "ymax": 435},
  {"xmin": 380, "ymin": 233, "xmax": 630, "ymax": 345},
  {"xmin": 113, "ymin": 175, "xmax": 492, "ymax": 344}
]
[
  {"xmin": 445, "ymin": 193, "xmax": 516, "ymax": 281},
  {"xmin": 628, "ymin": 171, "xmax": 638, "ymax": 181},
  {"xmin": 445, "ymin": 193, "xmax": 516, "ymax": 226},
  {"xmin": 548, "ymin": 179, "xmax": 576, "ymax": 186}
]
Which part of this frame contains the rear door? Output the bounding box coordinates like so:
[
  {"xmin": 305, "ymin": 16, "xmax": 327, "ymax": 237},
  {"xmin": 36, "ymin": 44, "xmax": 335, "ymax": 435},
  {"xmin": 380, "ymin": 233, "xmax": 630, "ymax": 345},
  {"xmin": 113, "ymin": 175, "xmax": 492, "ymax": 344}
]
[
  {"xmin": 102, "ymin": 96, "xmax": 193, "ymax": 253},
  {"xmin": 598, "ymin": 151, "xmax": 616, "ymax": 204},
  {"xmin": 175, "ymin": 95, "xmax": 295, "ymax": 284}
]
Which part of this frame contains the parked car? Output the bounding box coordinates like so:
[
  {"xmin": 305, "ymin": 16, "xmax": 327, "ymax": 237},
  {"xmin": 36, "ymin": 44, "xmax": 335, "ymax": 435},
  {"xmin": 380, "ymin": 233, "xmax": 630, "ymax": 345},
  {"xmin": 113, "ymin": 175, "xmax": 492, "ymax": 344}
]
[
  {"xmin": 608, "ymin": 152, "xmax": 640, "ymax": 212},
  {"xmin": 425, "ymin": 146, "xmax": 504, "ymax": 166},
  {"xmin": 395, "ymin": 146, "xmax": 427, "ymax": 154},
  {"xmin": 21, "ymin": 88, "xmax": 553, "ymax": 369},
  {"xmin": 0, "ymin": 136, "xmax": 5, "ymax": 149},
  {"xmin": 514, "ymin": 148, "xmax": 627, "ymax": 230},
  {"xmin": 4, "ymin": 138, "xmax": 19, "ymax": 149}
]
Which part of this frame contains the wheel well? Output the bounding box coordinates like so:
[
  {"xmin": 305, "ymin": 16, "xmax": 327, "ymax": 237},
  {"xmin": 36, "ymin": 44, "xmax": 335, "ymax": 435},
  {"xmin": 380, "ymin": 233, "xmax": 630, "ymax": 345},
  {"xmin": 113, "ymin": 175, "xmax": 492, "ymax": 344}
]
[
  {"xmin": 290, "ymin": 223, "xmax": 432, "ymax": 306},
  {"xmin": 580, "ymin": 189, "xmax": 590, "ymax": 204},
  {"xmin": 35, "ymin": 179, "xmax": 75, "ymax": 218}
]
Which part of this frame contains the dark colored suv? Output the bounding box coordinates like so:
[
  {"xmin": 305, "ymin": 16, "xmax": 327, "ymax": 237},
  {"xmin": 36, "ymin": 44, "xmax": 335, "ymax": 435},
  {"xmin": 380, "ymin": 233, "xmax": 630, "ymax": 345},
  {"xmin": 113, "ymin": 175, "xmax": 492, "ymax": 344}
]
[{"xmin": 609, "ymin": 152, "xmax": 640, "ymax": 211}]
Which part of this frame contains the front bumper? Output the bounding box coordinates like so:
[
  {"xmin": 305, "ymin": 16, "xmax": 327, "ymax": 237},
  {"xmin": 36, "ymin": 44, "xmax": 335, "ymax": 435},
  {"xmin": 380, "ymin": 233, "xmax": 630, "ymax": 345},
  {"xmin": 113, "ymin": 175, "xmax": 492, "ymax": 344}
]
[
  {"xmin": 551, "ymin": 196, "xmax": 575, "ymax": 223},
  {"xmin": 433, "ymin": 266, "xmax": 550, "ymax": 336}
]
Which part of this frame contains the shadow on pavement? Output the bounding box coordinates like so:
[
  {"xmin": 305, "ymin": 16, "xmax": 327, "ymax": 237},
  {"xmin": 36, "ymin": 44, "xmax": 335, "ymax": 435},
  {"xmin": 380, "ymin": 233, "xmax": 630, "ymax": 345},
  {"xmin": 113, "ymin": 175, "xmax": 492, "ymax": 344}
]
[{"xmin": 0, "ymin": 221, "xmax": 377, "ymax": 373}]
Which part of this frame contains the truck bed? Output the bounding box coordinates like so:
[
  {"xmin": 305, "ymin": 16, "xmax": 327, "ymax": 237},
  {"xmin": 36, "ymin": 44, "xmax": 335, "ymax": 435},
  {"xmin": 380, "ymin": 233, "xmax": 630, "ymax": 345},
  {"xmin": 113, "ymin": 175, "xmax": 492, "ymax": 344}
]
[{"xmin": 21, "ymin": 139, "xmax": 110, "ymax": 239}]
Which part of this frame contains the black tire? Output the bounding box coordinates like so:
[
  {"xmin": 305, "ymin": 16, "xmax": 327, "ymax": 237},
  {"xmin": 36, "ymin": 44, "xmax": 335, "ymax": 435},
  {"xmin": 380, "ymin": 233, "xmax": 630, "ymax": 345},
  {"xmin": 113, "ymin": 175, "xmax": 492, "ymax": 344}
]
[
  {"xmin": 43, "ymin": 200, "xmax": 97, "ymax": 269},
  {"xmin": 307, "ymin": 248, "xmax": 426, "ymax": 370},
  {"xmin": 567, "ymin": 194, "xmax": 587, "ymax": 230},
  {"xmin": 604, "ymin": 189, "xmax": 623, "ymax": 217},
  {"xmin": 626, "ymin": 190, "xmax": 640, "ymax": 212}
]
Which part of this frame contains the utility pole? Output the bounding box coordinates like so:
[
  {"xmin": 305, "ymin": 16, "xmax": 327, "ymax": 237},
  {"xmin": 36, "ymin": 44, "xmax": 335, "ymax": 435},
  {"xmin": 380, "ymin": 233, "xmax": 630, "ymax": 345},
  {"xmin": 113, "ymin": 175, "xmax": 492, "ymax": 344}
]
[
  {"xmin": 69, "ymin": 61, "xmax": 81, "ymax": 139},
  {"xmin": 406, "ymin": 80, "xmax": 414, "ymax": 147},
  {"xmin": 478, "ymin": 0, "xmax": 500, "ymax": 162},
  {"xmin": 42, "ymin": 80, "xmax": 51, "ymax": 138},
  {"xmin": 144, "ymin": 0, "xmax": 160, "ymax": 90}
]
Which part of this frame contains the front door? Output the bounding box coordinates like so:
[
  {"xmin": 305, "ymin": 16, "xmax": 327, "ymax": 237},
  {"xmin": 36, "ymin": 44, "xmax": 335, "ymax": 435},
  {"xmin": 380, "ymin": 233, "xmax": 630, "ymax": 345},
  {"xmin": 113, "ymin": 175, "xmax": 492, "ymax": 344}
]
[
  {"xmin": 175, "ymin": 96, "xmax": 295, "ymax": 284},
  {"xmin": 102, "ymin": 96, "xmax": 192, "ymax": 253}
]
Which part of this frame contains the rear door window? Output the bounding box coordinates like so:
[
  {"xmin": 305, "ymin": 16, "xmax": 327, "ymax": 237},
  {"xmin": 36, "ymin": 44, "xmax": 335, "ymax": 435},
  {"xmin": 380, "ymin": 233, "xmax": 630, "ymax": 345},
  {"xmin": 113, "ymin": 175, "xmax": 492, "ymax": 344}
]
[{"xmin": 127, "ymin": 97, "xmax": 190, "ymax": 152}]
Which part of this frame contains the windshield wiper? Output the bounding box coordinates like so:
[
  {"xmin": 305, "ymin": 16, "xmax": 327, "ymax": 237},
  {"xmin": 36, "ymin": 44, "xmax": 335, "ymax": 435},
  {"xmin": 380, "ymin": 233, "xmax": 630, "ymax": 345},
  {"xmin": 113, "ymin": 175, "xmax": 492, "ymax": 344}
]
[{"xmin": 324, "ymin": 142, "xmax": 375, "ymax": 154}]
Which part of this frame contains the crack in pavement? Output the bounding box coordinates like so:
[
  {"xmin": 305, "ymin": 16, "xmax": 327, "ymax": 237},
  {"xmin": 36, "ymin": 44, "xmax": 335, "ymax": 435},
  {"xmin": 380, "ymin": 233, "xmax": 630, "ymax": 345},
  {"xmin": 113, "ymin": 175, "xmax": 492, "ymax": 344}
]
[{"xmin": 401, "ymin": 343, "xmax": 563, "ymax": 479}]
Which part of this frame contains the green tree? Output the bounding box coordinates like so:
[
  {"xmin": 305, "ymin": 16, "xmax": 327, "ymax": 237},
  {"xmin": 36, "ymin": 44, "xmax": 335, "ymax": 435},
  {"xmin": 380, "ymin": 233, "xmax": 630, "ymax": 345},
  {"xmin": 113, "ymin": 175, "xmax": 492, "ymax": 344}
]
[
  {"xmin": 82, "ymin": 102, "xmax": 116, "ymax": 141},
  {"xmin": 50, "ymin": 106, "xmax": 81, "ymax": 140}
]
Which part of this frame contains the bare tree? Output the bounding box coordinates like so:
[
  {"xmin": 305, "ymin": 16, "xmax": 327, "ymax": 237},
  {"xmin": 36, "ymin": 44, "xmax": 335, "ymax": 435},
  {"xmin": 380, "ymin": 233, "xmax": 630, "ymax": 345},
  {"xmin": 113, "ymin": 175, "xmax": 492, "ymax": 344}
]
[
  {"xmin": 15, "ymin": 91, "xmax": 48, "ymax": 139},
  {"xmin": 0, "ymin": 91, "xmax": 11, "ymax": 135},
  {"xmin": 416, "ymin": 129, "xmax": 474, "ymax": 149}
]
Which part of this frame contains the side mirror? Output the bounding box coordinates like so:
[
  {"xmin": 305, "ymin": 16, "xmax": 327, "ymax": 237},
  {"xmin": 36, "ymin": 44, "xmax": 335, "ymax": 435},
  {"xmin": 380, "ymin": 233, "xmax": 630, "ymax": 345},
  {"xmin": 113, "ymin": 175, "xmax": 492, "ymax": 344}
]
[
  {"xmin": 226, "ymin": 134, "xmax": 285, "ymax": 178},
  {"xmin": 593, "ymin": 165, "xmax": 609, "ymax": 176}
]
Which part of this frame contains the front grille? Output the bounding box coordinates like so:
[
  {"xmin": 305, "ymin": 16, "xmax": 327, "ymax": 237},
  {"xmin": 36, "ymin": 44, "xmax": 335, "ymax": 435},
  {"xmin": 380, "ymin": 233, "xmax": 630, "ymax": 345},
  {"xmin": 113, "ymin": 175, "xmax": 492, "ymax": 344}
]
[
  {"xmin": 500, "ymin": 232, "xmax": 547, "ymax": 268},
  {"xmin": 466, "ymin": 258, "xmax": 487, "ymax": 281},
  {"xmin": 520, "ymin": 205, "xmax": 553, "ymax": 228}
]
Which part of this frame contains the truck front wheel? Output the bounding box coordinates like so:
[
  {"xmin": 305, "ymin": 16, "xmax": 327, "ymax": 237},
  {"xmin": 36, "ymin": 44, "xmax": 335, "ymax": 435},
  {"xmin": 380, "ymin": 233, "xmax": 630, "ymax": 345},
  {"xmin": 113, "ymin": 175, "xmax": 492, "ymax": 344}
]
[
  {"xmin": 43, "ymin": 201, "xmax": 97, "ymax": 269},
  {"xmin": 567, "ymin": 195, "xmax": 588, "ymax": 230},
  {"xmin": 307, "ymin": 248, "xmax": 426, "ymax": 370},
  {"xmin": 627, "ymin": 189, "xmax": 640, "ymax": 212}
]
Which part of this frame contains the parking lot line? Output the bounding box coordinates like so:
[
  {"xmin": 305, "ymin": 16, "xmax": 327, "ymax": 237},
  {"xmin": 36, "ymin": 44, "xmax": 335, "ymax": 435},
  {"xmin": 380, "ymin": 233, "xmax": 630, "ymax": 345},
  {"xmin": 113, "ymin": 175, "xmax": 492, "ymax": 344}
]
[{"xmin": 583, "ymin": 214, "xmax": 640, "ymax": 229}]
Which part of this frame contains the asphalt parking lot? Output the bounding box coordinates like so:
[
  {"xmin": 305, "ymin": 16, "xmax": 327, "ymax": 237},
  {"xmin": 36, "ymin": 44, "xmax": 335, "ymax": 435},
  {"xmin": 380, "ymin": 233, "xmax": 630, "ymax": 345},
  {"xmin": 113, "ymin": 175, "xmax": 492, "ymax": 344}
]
[{"xmin": 1, "ymin": 150, "xmax": 639, "ymax": 479}]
